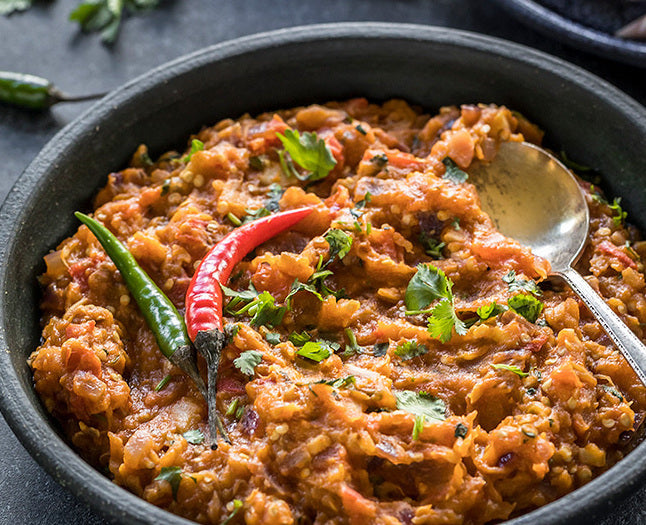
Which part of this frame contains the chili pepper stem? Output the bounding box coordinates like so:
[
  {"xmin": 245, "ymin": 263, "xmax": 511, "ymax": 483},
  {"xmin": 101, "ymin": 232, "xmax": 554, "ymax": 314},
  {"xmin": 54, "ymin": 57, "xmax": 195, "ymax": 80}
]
[
  {"xmin": 194, "ymin": 329, "xmax": 230, "ymax": 447},
  {"xmin": 168, "ymin": 345, "xmax": 207, "ymax": 398}
]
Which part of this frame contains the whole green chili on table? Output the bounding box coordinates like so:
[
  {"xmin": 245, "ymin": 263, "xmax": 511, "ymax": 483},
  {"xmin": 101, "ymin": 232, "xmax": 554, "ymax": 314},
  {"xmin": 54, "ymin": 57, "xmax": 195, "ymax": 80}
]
[
  {"xmin": 75, "ymin": 212, "xmax": 230, "ymax": 446},
  {"xmin": 0, "ymin": 71, "xmax": 104, "ymax": 110}
]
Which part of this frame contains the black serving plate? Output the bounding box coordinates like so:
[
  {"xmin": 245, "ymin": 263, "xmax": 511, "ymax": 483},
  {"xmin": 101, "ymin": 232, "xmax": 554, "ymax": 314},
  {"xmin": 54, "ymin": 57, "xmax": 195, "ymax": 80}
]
[
  {"xmin": 493, "ymin": 0, "xmax": 646, "ymax": 67},
  {"xmin": 1, "ymin": 23, "xmax": 646, "ymax": 525}
]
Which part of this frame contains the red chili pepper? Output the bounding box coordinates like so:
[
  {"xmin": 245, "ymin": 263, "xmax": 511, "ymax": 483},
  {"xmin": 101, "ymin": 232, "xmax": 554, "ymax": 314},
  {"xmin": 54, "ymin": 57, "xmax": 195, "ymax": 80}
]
[
  {"xmin": 186, "ymin": 206, "xmax": 313, "ymax": 340},
  {"xmin": 185, "ymin": 206, "xmax": 313, "ymax": 447}
]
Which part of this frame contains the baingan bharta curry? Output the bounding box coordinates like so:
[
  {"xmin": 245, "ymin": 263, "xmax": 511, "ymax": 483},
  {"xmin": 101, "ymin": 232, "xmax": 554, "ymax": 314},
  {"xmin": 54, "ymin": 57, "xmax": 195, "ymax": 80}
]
[{"xmin": 30, "ymin": 99, "xmax": 646, "ymax": 524}]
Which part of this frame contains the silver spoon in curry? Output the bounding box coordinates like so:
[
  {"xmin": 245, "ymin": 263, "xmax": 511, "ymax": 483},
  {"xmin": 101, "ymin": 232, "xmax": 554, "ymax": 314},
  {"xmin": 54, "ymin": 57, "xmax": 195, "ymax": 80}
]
[{"xmin": 468, "ymin": 141, "xmax": 646, "ymax": 385}]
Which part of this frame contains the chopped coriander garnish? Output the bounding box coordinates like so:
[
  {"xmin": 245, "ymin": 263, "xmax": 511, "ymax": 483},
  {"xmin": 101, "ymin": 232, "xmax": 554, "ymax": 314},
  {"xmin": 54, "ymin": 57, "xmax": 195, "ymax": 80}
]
[
  {"xmin": 181, "ymin": 139, "xmax": 204, "ymax": 163},
  {"xmin": 225, "ymin": 399, "xmax": 239, "ymax": 417},
  {"xmin": 265, "ymin": 183, "xmax": 284, "ymax": 212},
  {"xmin": 226, "ymin": 212, "xmax": 242, "ymax": 227},
  {"xmin": 155, "ymin": 466, "xmax": 182, "ymax": 500},
  {"xmin": 222, "ymin": 499, "xmax": 244, "ymax": 525},
  {"xmin": 394, "ymin": 340, "xmax": 428, "ymax": 361},
  {"xmin": 609, "ymin": 197, "xmax": 627, "ymax": 226},
  {"xmin": 419, "ymin": 232, "xmax": 446, "ymax": 259},
  {"xmin": 404, "ymin": 264, "xmax": 467, "ymax": 343},
  {"xmin": 343, "ymin": 328, "xmax": 361, "ymax": 357},
  {"xmin": 249, "ymin": 155, "xmax": 265, "ymax": 170},
  {"xmin": 491, "ymin": 363, "xmax": 529, "ymax": 377},
  {"xmin": 442, "ymin": 158, "xmax": 469, "ymax": 184},
  {"xmin": 233, "ymin": 350, "xmax": 263, "ymax": 376},
  {"xmin": 241, "ymin": 206, "xmax": 272, "ymax": 224},
  {"xmin": 276, "ymin": 129, "xmax": 337, "ymax": 182},
  {"xmin": 182, "ymin": 429, "xmax": 204, "ymax": 445},
  {"xmin": 355, "ymin": 124, "xmax": 367, "ymax": 135},
  {"xmin": 395, "ymin": 390, "xmax": 446, "ymax": 422},
  {"xmin": 265, "ymin": 332, "xmax": 281, "ymax": 345},
  {"xmin": 371, "ymin": 154, "xmax": 388, "ymax": 167},
  {"xmin": 503, "ymin": 270, "xmax": 542, "ymax": 296},
  {"xmin": 0, "ymin": 0, "xmax": 32, "ymax": 15},
  {"xmin": 601, "ymin": 384, "xmax": 624, "ymax": 402},
  {"xmin": 454, "ymin": 422, "xmax": 468, "ymax": 439},
  {"xmin": 285, "ymin": 279, "xmax": 324, "ymax": 306},
  {"xmin": 289, "ymin": 331, "xmax": 311, "ymax": 347},
  {"xmin": 412, "ymin": 415, "xmax": 425, "ymax": 440},
  {"xmin": 477, "ymin": 302, "xmax": 507, "ymax": 321},
  {"xmin": 508, "ymin": 293, "xmax": 544, "ymax": 323},
  {"xmin": 522, "ymin": 429, "xmax": 537, "ymax": 438},
  {"xmin": 313, "ymin": 375, "xmax": 356, "ymax": 389},
  {"xmin": 373, "ymin": 342, "xmax": 389, "ymax": 357},
  {"xmin": 296, "ymin": 340, "xmax": 338, "ymax": 362},
  {"xmin": 154, "ymin": 374, "xmax": 171, "ymax": 392},
  {"xmin": 225, "ymin": 287, "xmax": 286, "ymax": 328},
  {"xmin": 451, "ymin": 217, "xmax": 461, "ymax": 230},
  {"xmin": 324, "ymin": 229, "xmax": 353, "ymax": 262}
]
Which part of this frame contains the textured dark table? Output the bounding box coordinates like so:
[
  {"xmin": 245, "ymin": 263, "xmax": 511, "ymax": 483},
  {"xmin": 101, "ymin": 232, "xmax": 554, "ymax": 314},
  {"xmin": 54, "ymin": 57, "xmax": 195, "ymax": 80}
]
[{"xmin": 1, "ymin": 1, "xmax": 645, "ymax": 523}]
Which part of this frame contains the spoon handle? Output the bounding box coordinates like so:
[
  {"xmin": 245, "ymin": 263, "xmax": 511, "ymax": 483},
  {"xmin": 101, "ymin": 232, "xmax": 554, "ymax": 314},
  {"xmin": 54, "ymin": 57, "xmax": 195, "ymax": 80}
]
[{"xmin": 558, "ymin": 266, "xmax": 646, "ymax": 386}]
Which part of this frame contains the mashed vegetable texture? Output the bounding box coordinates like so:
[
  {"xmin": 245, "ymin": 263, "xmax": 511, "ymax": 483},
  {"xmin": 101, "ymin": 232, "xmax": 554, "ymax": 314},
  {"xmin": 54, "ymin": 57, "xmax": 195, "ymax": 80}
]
[{"xmin": 30, "ymin": 99, "xmax": 646, "ymax": 524}]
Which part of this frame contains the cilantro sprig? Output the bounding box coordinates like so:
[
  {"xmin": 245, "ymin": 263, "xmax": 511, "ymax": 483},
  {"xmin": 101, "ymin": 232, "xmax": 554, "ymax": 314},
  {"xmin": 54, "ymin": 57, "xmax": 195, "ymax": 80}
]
[
  {"xmin": 394, "ymin": 340, "xmax": 428, "ymax": 361},
  {"xmin": 296, "ymin": 340, "xmax": 339, "ymax": 362},
  {"xmin": 222, "ymin": 286, "xmax": 286, "ymax": 328},
  {"xmin": 233, "ymin": 350, "xmax": 263, "ymax": 376},
  {"xmin": 503, "ymin": 270, "xmax": 542, "ymax": 296},
  {"xmin": 69, "ymin": 0, "xmax": 160, "ymax": 44},
  {"xmin": 396, "ymin": 390, "xmax": 446, "ymax": 439},
  {"xmin": 155, "ymin": 466, "xmax": 183, "ymax": 500},
  {"xmin": 442, "ymin": 158, "xmax": 469, "ymax": 184},
  {"xmin": 508, "ymin": 293, "xmax": 543, "ymax": 323},
  {"xmin": 277, "ymin": 129, "xmax": 337, "ymax": 182},
  {"xmin": 404, "ymin": 264, "xmax": 467, "ymax": 343}
]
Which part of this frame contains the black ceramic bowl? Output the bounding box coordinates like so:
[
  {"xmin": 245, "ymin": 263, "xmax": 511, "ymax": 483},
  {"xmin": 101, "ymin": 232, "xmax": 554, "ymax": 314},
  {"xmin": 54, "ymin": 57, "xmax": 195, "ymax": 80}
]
[
  {"xmin": 1, "ymin": 23, "xmax": 646, "ymax": 525},
  {"xmin": 493, "ymin": 0, "xmax": 646, "ymax": 67}
]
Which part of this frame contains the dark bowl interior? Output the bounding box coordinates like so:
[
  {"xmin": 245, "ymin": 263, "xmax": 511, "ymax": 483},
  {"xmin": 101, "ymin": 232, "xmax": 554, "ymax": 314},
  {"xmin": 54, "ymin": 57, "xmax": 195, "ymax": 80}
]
[{"xmin": 1, "ymin": 23, "xmax": 646, "ymax": 525}]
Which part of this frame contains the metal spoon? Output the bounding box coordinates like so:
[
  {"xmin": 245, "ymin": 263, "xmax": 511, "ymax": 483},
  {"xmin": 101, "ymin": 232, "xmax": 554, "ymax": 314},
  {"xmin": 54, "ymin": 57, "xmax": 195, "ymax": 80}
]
[{"xmin": 468, "ymin": 141, "xmax": 646, "ymax": 385}]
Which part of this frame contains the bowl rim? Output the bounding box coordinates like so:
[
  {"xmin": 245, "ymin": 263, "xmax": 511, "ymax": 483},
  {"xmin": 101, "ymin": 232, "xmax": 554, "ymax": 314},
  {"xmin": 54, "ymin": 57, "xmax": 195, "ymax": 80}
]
[
  {"xmin": 1, "ymin": 21, "xmax": 646, "ymax": 525},
  {"xmin": 492, "ymin": 0, "xmax": 646, "ymax": 68}
]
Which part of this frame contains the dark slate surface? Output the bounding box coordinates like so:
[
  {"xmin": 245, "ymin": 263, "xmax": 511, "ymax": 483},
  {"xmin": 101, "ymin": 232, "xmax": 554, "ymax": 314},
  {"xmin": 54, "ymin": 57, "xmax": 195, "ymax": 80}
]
[{"xmin": 1, "ymin": 1, "xmax": 645, "ymax": 523}]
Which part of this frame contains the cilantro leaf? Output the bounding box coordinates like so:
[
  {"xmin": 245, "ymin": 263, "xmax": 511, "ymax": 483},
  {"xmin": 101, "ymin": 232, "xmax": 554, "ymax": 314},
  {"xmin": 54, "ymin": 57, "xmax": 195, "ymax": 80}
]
[
  {"xmin": 427, "ymin": 299, "xmax": 468, "ymax": 343},
  {"xmin": 0, "ymin": 0, "xmax": 32, "ymax": 15},
  {"xmin": 265, "ymin": 183, "xmax": 284, "ymax": 212},
  {"xmin": 227, "ymin": 289, "xmax": 286, "ymax": 328},
  {"xmin": 373, "ymin": 342, "xmax": 389, "ymax": 357},
  {"xmin": 285, "ymin": 279, "xmax": 324, "ymax": 306},
  {"xmin": 477, "ymin": 302, "xmax": 507, "ymax": 321},
  {"xmin": 276, "ymin": 129, "xmax": 336, "ymax": 182},
  {"xmin": 265, "ymin": 332, "xmax": 281, "ymax": 345},
  {"xmin": 233, "ymin": 350, "xmax": 263, "ymax": 376},
  {"xmin": 394, "ymin": 340, "xmax": 428, "ymax": 361},
  {"xmin": 508, "ymin": 293, "xmax": 544, "ymax": 323},
  {"xmin": 222, "ymin": 499, "xmax": 243, "ymax": 525},
  {"xmin": 289, "ymin": 331, "xmax": 311, "ymax": 347},
  {"xmin": 454, "ymin": 422, "xmax": 468, "ymax": 439},
  {"xmin": 503, "ymin": 270, "xmax": 542, "ymax": 296},
  {"xmin": 412, "ymin": 415, "xmax": 425, "ymax": 440},
  {"xmin": 155, "ymin": 466, "xmax": 182, "ymax": 499},
  {"xmin": 325, "ymin": 229, "xmax": 353, "ymax": 262},
  {"xmin": 442, "ymin": 157, "xmax": 469, "ymax": 184},
  {"xmin": 395, "ymin": 390, "xmax": 446, "ymax": 422},
  {"xmin": 296, "ymin": 340, "xmax": 338, "ymax": 362},
  {"xmin": 313, "ymin": 375, "xmax": 356, "ymax": 389},
  {"xmin": 491, "ymin": 363, "xmax": 529, "ymax": 377},
  {"xmin": 241, "ymin": 206, "xmax": 272, "ymax": 224},
  {"xmin": 419, "ymin": 232, "xmax": 446, "ymax": 259},
  {"xmin": 609, "ymin": 197, "xmax": 627, "ymax": 226},
  {"xmin": 70, "ymin": 0, "xmax": 160, "ymax": 44},
  {"xmin": 342, "ymin": 328, "xmax": 361, "ymax": 357},
  {"xmin": 404, "ymin": 263, "xmax": 452, "ymax": 312},
  {"xmin": 182, "ymin": 429, "xmax": 204, "ymax": 445},
  {"xmin": 182, "ymin": 139, "xmax": 204, "ymax": 163}
]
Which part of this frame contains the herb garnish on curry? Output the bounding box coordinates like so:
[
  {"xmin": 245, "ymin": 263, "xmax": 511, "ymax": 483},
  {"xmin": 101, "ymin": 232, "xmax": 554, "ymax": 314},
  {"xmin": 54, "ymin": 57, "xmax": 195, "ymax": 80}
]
[{"xmin": 30, "ymin": 99, "xmax": 646, "ymax": 524}]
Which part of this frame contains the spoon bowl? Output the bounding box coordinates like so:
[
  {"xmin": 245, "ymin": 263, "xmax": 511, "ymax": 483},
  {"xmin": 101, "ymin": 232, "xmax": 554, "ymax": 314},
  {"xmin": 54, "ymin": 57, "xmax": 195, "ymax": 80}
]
[{"xmin": 469, "ymin": 141, "xmax": 646, "ymax": 385}]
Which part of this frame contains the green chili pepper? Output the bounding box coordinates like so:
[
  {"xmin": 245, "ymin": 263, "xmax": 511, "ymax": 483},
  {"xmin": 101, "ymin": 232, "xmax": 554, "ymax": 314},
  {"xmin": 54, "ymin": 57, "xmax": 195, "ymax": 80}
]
[
  {"xmin": 0, "ymin": 71, "xmax": 103, "ymax": 110},
  {"xmin": 75, "ymin": 212, "xmax": 230, "ymax": 446}
]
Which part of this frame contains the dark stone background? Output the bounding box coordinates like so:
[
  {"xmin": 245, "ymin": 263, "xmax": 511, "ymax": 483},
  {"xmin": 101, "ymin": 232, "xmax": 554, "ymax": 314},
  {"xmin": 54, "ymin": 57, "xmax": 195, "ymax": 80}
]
[{"xmin": 1, "ymin": 1, "xmax": 645, "ymax": 523}]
